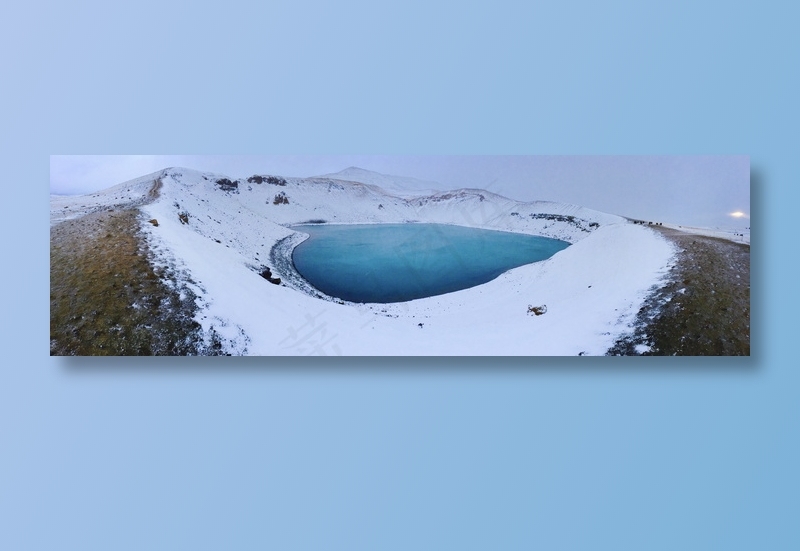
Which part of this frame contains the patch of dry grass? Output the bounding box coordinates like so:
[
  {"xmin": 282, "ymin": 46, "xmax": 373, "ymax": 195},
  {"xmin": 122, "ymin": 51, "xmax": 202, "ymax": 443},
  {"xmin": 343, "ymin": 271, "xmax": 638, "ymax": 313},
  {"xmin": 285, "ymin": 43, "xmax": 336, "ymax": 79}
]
[
  {"xmin": 608, "ymin": 230, "xmax": 750, "ymax": 356},
  {"xmin": 50, "ymin": 209, "xmax": 204, "ymax": 355}
]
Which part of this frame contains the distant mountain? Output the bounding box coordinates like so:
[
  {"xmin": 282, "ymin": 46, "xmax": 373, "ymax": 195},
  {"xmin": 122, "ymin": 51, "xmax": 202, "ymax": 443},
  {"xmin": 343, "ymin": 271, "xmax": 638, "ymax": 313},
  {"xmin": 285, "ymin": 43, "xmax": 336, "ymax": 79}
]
[{"xmin": 316, "ymin": 167, "xmax": 444, "ymax": 197}]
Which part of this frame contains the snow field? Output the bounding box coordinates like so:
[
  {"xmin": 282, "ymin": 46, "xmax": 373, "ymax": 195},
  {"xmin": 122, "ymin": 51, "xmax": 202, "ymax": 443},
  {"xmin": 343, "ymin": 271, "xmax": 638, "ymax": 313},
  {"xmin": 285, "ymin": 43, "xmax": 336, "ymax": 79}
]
[{"xmin": 52, "ymin": 167, "xmax": 678, "ymax": 355}]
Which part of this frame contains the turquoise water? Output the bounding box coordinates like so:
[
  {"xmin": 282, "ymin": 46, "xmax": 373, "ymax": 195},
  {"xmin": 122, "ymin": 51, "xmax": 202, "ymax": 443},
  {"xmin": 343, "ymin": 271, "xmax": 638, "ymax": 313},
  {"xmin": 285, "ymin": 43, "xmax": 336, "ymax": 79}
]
[{"xmin": 291, "ymin": 224, "xmax": 570, "ymax": 303}]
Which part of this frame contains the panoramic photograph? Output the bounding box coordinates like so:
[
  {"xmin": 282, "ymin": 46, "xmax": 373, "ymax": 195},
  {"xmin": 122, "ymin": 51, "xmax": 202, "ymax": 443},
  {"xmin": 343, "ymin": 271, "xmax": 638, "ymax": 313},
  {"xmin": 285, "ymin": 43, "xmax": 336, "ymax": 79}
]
[{"xmin": 50, "ymin": 155, "xmax": 750, "ymax": 356}]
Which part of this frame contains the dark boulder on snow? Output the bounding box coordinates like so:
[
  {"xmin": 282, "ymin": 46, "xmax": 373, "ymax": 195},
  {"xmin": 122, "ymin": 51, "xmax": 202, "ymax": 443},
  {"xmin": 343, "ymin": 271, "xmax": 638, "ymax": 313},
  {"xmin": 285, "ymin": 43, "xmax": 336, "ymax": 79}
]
[
  {"xmin": 215, "ymin": 178, "xmax": 239, "ymax": 192},
  {"xmin": 248, "ymin": 175, "xmax": 287, "ymax": 186},
  {"xmin": 258, "ymin": 266, "xmax": 282, "ymax": 285},
  {"xmin": 527, "ymin": 304, "xmax": 548, "ymax": 316}
]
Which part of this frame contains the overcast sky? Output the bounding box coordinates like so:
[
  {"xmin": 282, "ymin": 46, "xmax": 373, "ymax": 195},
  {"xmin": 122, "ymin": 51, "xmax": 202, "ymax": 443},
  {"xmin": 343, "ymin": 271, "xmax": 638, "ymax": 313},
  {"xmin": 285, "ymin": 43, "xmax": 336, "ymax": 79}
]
[{"xmin": 50, "ymin": 155, "xmax": 750, "ymax": 229}]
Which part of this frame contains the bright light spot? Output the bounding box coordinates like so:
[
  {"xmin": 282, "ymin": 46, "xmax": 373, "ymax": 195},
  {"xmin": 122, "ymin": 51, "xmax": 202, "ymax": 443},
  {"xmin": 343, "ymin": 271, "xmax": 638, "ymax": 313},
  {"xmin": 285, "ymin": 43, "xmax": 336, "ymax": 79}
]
[{"xmin": 730, "ymin": 211, "xmax": 747, "ymax": 218}]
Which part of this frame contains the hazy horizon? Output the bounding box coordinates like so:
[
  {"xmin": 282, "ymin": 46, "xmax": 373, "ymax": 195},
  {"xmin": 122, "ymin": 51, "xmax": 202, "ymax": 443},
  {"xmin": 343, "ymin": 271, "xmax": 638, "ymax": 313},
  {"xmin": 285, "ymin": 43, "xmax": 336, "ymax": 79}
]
[{"xmin": 50, "ymin": 155, "xmax": 750, "ymax": 229}]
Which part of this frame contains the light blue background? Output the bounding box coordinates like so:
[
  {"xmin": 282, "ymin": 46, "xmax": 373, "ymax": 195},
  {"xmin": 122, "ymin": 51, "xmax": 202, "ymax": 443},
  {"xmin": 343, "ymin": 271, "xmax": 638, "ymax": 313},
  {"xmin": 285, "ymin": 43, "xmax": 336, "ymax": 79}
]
[{"xmin": 3, "ymin": 1, "xmax": 798, "ymax": 550}]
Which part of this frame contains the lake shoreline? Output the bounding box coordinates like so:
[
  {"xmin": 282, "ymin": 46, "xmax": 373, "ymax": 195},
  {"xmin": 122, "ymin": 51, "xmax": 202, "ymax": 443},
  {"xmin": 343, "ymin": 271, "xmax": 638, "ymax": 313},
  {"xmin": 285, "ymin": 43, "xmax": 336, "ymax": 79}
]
[{"xmin": 286, "ymin": 223, "xmax": 571, "ymax": 304}]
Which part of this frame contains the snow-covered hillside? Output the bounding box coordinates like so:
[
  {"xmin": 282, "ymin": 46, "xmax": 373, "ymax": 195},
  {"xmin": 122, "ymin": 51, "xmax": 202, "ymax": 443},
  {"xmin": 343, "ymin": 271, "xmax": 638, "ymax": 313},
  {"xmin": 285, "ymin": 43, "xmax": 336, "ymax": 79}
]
[
  {"xmin": 317, "ymin": 167, "xmax": 443, "ymax": 197},
  {"xmin": 51, "ymin": 167, "xmax": 678, "ymax": 355},
  {"xmin": 50, "ymin": 172, "xmax": 161, "ymax": 226}
]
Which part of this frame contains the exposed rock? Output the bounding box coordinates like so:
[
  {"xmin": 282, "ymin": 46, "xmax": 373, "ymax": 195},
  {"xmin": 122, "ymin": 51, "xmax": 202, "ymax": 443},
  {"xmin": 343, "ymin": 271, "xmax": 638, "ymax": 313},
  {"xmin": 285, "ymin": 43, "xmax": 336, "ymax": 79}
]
[
  {"xmin": 248, "ymin": 175, "xmax": 287, "ymax": 186},
  {"xmin": 215, "ymin": 178, "xmax": 239, "ymax": 192},
  {"xmin": 258, "ymin": 266, "xmax": 282, "ymax": 285}
]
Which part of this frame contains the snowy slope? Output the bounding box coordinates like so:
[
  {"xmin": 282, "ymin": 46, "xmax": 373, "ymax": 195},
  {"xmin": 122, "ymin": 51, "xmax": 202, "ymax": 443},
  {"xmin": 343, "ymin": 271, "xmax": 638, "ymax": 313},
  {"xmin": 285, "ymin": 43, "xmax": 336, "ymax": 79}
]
[
  {"xmin": 49, "ymin": 171, "xmax": 162, "ymax": 226},
  {"xmin": 317, "ymin": 167, "xmax": 444, "ymax": 197},
  {"xmin": 52, "ymin": 167, "xmax": 678, "ymax": 355}
]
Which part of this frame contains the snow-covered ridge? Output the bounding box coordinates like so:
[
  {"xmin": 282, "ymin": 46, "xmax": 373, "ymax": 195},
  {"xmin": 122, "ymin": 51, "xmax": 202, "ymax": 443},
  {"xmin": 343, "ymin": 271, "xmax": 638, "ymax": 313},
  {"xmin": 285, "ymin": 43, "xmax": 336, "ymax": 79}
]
[
  {"xmin": 50, "ymin": 171, "xmax": 163, "ymax": 226},
  {"xmin": 133, "ymin": 167, "xmax": 626, "ymax": 245},
  {"xmin": 51, "ymin": 167, "xmax": 677, "ymax": 355},
  {"xmin": 317, "ymin": 166, "xmax": 443, "ymax": 197}
]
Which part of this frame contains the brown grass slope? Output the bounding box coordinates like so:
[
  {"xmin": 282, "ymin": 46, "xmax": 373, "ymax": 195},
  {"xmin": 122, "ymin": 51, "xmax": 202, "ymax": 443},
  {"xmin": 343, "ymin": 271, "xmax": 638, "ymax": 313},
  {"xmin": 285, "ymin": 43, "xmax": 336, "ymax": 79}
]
[
  {"xmin": 50, "ymin": 208, "xmax": 207, "ymax": 356},
  {"xmin": 608, "ymin": 228, "xmax": 750, "ymax": 356}
]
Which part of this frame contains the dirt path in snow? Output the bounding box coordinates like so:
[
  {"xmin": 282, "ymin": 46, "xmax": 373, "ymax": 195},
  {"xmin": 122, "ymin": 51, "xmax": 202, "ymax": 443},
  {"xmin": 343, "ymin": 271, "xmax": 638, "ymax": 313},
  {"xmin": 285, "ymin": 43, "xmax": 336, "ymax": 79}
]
[
  {"xmin": 148, "ymin": 178, "xmax": 162, "ymax": 199},
  {"xmin": 49, "ymin": 178, "xmax": 217, "ymax": 356},
  {"xmin": 608, "ymin": 227, "xmax": 750, "ymax": 356}
]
